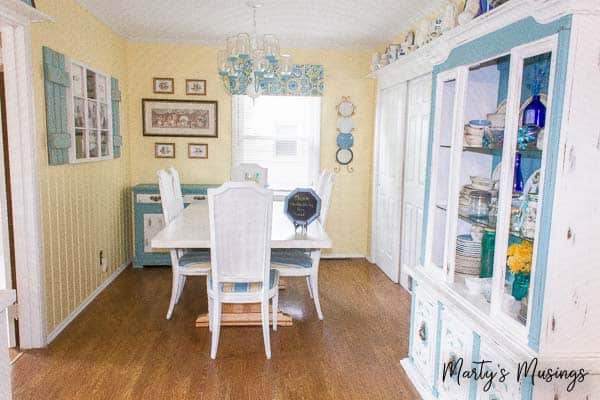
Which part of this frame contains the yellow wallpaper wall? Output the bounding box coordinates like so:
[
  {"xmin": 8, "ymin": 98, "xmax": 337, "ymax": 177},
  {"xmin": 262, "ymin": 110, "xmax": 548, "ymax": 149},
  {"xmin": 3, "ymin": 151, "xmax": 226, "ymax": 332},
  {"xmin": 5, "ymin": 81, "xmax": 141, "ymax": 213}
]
[
  {"xmin": 127, "ymin": 44, "xmax": 376, "ymax": 255},
  {"xmin": 31, "ymin": 0, "xmax": 132, "ymax": 334}
]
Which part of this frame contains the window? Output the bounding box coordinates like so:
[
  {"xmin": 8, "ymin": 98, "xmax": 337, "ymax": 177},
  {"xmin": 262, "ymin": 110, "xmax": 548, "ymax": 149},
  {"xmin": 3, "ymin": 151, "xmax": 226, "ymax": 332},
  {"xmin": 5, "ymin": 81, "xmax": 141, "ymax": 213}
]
[
  {"xmin": 69, "ymin": 61, "xmax": 112, "ymax": 162},
  {"xmin": 232, "ymin": 95, "xmax": 321, "ymax": 190}
]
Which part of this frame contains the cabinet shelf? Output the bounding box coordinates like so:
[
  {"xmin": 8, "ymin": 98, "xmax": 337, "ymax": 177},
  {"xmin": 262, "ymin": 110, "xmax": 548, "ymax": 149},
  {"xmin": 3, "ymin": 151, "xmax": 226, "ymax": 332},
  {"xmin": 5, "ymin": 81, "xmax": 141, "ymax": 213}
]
[
  {"xmin": 436, "ymin": 204, "xmax": 533, "ymax": 242},
  {"xmin": 462, "ymin": 146, "xmax": 542, "ymax": 159}
]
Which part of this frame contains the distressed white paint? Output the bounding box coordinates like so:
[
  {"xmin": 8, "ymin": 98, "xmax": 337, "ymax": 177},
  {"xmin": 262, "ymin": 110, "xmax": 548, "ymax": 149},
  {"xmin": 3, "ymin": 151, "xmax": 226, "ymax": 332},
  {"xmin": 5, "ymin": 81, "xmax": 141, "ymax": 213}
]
[
  {"xmin": 76, "ymin": 0, "xmax": 443, "ymax": 50},
  {"xmin": 396, "ymin": 2, "xmax": 600, "ymax": 399}
]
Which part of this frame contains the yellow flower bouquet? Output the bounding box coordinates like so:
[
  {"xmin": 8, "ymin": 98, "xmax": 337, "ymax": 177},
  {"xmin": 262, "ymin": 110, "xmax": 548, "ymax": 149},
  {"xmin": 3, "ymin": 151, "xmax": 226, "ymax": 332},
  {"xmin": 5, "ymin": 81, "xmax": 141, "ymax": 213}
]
[{"xmin": 507, "ymin": 240, "xmax": 533, "ymax": 275}]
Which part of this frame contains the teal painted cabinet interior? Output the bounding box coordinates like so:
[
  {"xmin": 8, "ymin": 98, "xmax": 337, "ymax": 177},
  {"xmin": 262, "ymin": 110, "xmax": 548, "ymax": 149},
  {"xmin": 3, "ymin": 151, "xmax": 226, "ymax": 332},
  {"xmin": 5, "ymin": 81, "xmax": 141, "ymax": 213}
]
[{"xmin": 132, "ymin": 184, "xmax": 218, "ymax": 268}]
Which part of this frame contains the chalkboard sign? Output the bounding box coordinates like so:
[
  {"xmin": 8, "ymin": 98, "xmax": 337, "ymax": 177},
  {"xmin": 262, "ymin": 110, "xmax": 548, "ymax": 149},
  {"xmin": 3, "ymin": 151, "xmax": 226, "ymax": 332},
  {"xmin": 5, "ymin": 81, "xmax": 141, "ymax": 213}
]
[{"xmin": 284, "ymin": 188, "xmax": 321, "ymax": 230}]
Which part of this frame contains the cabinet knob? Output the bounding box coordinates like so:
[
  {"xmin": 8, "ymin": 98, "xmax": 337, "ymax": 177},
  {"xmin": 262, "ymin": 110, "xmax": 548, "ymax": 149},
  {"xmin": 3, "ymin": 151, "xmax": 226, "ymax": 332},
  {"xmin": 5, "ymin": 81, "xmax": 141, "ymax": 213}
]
[
  {"xmin": 193, "ymin": 195, "xmax": 206, "ymax": 200},
  {"xmin": 150, "ymin": 195, "xmax": 161, "ymax": 202},
  {"xmin": 418, "ymin": 322, "xmax": 428, "ymax": 343}
]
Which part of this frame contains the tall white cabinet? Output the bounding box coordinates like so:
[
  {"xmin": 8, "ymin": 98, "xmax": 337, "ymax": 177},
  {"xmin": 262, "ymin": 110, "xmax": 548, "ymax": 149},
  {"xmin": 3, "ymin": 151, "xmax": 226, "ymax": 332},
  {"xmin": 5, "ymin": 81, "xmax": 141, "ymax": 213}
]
[{"xmin": 372, "ymin": 1, "xmax": 600, "ymax": 398}]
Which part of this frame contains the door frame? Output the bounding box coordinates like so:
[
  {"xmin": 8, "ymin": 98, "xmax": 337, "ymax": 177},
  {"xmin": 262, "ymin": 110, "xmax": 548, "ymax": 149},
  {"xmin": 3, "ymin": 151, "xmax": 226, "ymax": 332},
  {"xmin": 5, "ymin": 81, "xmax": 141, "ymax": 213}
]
[{"xmin": 0, "ymin": 1, "xmax": 50, "ymax": 348}]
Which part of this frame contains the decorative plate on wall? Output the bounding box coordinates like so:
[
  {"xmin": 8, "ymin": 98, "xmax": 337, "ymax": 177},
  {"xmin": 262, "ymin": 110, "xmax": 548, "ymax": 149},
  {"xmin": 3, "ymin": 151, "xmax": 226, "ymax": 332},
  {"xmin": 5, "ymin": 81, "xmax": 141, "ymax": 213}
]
[
  {"xmin": 336, "ymin": 148, "xmax": 353, "ymax": 165},
  {"xmin": 337, "ymin": 97, "xmax": 355, "ymax": 117},
  {"xmin": 336, "ymin": 117, "xmax": 354, "ymax": 133},
  {"xmin": 336, "ymin": 133, "xmax": 354, "ymax": 149}
]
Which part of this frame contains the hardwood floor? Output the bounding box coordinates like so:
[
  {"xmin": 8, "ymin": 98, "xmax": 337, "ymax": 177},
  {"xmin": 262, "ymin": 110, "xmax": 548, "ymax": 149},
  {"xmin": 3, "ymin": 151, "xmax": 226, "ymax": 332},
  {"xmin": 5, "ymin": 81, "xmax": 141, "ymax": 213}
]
[{"xmin": 12, "ymin": 259, "xmax": 419, "ymax": 399}]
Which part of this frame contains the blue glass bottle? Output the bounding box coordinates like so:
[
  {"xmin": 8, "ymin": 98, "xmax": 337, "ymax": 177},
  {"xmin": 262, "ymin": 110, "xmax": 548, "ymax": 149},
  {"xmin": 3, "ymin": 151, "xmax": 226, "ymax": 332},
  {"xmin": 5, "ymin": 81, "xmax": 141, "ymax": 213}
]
[
  {"xmin": 513, "ymin": 153, "xmax": 524, "ymax": 194},
  {"xmin": 522, "ymin": 94, "xmax": 546, "ymax": 128}
]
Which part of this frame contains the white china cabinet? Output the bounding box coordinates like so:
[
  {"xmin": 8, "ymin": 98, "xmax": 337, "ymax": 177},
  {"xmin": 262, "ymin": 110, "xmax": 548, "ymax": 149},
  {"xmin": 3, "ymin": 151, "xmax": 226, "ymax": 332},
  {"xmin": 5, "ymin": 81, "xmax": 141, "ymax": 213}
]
[{"xmin": 372, "ymin": 1, "xmax": 600, "ymax": 399}]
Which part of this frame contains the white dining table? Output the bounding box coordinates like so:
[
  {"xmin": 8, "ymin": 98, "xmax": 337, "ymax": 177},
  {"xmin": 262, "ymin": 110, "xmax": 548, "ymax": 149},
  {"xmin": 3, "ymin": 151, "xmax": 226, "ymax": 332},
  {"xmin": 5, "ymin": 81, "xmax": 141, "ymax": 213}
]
[{"xmin": 151, "ymin": 200, "xmax": 332, "ymax": 327}]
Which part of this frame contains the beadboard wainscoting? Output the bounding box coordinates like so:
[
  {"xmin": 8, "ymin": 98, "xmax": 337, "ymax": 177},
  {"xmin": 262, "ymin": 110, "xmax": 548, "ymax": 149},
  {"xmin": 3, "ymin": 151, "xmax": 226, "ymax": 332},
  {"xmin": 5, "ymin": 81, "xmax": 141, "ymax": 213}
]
[{"xmin": 32, "ymin": 0, "xmax": 132, "ymax": 336}]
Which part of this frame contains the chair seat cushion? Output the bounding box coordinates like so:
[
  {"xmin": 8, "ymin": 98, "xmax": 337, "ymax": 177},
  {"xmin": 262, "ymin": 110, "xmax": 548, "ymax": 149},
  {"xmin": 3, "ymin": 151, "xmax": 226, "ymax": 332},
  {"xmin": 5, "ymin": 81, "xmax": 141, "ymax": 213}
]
[
  {"xmin": 271, "ymin": 249, "xmax": 312, "ymax": 269},
  {"xmin": 179, "ymin": 251, "xmax": 211, "ymax": 268},
  {"xmin": 209, "ymin": 269, "xmax": 279, "ymax": 293}
]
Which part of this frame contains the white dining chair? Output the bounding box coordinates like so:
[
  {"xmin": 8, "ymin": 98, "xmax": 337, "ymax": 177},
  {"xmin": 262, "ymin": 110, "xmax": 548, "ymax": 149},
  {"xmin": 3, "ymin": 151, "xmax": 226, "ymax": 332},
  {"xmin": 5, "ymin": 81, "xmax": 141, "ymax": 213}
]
[
  {"xmin": 207, "ymin": 182, "xmax": 278, "ymax": 359},
  {"xmin": 157, "ymin": 168, "xmax": 211, "ymax": 320},
  {"xmin": 271, "ymin": 170, "xmax": 335, "ymax": 320},
  {"xmin": 231, "ymin": 163, "xmax": 268, "ymax": 187}
]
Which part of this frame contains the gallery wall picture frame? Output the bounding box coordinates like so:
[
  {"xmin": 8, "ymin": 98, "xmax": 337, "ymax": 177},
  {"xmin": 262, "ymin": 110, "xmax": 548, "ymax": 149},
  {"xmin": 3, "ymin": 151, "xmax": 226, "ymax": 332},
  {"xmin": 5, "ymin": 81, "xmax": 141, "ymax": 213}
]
[
  {"xmin": 188, "ymin": 143, "xmax": 208, "ymax": 159},
  {"xmin": 155, "ymin": 143, "xmax": 175, "ymax": 159},
  {"xmin": 186, "ymin": 79, "xmax": 207, "ymax": 95},
  {"xmin": 142, "ymin": 99, "xmax": 218, "ymax": 138},
  {"xmin": 153, "ymin": 77, "xmax": 174, "ymax": 94}
]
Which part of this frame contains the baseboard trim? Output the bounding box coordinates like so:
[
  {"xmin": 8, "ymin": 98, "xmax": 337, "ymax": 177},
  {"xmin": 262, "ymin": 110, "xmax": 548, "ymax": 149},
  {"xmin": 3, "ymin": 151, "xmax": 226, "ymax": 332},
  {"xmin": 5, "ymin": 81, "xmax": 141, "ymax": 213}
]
[
  {"xmin": 321, "ymin": 253, "xmax": 365, "ymax": 259},
  {"xmin": 46, "ymin": 259, "xmax": 131, "ymax": 344}
]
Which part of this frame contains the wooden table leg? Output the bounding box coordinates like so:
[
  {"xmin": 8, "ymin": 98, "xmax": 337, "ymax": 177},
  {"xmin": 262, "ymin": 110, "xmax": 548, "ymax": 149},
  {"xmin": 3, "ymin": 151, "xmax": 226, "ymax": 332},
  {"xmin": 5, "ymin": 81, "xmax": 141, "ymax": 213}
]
[{"xmin": 196, "ymin": 303, "xmax": 293, "ymax": 327}]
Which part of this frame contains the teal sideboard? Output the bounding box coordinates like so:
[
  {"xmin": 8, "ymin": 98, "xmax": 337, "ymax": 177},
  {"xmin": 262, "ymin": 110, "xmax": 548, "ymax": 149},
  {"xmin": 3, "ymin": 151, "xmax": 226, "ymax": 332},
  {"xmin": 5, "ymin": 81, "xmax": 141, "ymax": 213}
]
[{"xmin": 132, "ymin": 183, "xmax": 218, "ymax": 268}]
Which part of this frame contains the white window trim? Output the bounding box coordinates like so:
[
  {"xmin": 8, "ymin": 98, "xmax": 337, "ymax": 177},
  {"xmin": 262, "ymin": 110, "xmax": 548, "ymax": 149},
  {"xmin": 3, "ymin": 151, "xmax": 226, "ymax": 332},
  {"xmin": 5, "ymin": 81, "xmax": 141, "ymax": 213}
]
[
  {"xmin": 231, "ymin": 95, "xmax": 321, "ymax": 192},
  {"xmin": 66, "ymin": 59, "xmax": 113, "ymax": 164}
]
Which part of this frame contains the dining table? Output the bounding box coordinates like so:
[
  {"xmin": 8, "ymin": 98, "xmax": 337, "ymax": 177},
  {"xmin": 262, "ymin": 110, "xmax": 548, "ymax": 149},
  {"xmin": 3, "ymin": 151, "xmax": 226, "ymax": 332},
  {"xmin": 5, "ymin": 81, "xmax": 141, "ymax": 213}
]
[{"xmin": 151, "ymin": 199, "xmax": 332, "ymax": 327}]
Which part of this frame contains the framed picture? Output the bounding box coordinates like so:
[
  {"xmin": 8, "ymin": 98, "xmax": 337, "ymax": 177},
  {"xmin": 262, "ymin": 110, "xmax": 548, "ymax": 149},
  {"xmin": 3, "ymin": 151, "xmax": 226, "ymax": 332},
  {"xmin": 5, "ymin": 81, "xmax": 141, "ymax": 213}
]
[
  {"xmin": 186, "ymin": 79, "xmax": 207, "ymax": 95},
  {"xmin": 153, "ymin": 78, "xmax": 174, "ymax": 94},
  {"xmin": 155, "ymin": 143, "xmax": 175, "ymax": 158},
  {"xmin": 142, "ymin": 99, "xmax": 218, "ymax": 138},
  {"xmin": 188, "ymin": 143, "xmax": 208, "ymax": 159}
]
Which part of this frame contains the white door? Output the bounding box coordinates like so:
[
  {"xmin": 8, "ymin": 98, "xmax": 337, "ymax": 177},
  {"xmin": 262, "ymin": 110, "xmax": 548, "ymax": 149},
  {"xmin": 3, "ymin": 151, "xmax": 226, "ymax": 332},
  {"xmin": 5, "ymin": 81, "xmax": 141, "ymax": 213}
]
[
  {"xmin": 400, "ymin": 74, "xmax": 432, "ymax": 288},
  {"xmin": 372, "ymin": 83, "xmax": 407, "ymax": 282}
]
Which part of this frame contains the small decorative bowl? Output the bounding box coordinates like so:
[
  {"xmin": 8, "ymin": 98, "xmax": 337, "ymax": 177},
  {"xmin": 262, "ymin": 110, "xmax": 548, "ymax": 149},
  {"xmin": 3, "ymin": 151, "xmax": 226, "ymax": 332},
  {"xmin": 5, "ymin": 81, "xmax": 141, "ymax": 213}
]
[{"xmin": 469, "ymin": 119, "xmax": 492, "ymax": 129}]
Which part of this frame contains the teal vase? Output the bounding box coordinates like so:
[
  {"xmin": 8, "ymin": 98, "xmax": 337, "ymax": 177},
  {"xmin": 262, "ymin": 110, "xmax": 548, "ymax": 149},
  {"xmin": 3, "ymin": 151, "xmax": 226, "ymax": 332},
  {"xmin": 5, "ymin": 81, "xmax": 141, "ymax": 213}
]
[{"xmin": 512, "ymin": 273, "xmax": 530, "ymax": 300}]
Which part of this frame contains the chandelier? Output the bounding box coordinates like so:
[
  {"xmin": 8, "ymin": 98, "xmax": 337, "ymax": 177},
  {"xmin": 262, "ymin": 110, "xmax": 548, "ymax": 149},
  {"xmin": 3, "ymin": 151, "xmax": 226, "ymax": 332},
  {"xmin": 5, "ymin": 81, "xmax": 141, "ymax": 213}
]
[{"xmin": 217, "ymin": 1, "xmax": 292, "ymax": 99}]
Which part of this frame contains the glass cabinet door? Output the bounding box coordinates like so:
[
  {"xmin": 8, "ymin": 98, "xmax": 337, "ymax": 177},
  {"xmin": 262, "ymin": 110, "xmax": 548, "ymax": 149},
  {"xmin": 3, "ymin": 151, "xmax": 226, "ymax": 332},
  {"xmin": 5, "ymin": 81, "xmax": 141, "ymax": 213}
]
[
  {"xmin": 446, "ymin": 55, "xmax": 512, "ymax": 315},
  {"xmin": 425, "ymin": 70, "xmax": 464, "ymax": 278},
  {"xmin": 491, "ymin": 37, "xmax": 557, "ymax": 332}
]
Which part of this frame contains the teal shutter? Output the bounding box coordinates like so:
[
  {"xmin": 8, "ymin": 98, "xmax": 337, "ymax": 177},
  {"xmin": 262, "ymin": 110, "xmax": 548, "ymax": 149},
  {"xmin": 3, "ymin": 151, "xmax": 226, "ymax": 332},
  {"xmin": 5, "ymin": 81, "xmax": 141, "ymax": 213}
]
[
  {"xmin": 42, "ymin": 47, "xmax": 71, "ymax": 165},
  {"xmin": 111, "ymin": 78, "xmax": 122, "ymax": 158}
]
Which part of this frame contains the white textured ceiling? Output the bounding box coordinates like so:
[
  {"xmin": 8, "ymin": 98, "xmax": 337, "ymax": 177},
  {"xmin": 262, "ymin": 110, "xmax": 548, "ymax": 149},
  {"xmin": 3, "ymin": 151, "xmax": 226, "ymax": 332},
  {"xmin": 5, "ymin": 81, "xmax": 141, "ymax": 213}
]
[{"xmin": 76, "ymin": 0, "xmax": 443, "ymax": 50}]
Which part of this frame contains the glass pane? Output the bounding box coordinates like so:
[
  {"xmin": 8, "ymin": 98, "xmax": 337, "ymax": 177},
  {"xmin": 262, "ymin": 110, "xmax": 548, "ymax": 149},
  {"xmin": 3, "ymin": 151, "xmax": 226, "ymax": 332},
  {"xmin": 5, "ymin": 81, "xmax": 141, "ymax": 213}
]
[
  {"xmin": 431, "ymin": 78, "xmax": 456, "ymax": 270},
  {"xmin": 89, "ymin": 130, "xmax": 98, "ymax": 158},
  {"xmin": 100, "ymin": 131, "xmax": 109, "ymax": 156},
  {"xmin": 87, "ymin": 100, "xmax": 98, "ymax": 129},
  {"xmin": 502, "ymin": 52, "xmax": 551, "ymax": 326},
  {"xmin": 86, "ymin": 69, "xmax": 97, "ymax": 99},
  {"xmin": 72, "ymin": 64, "xmax": 84, "ymax": 98},
  {"xmin": 97, "ymin": 75, "xmax": 107, "ymax": 103},
  {"xmin": 451, "ymin": 56, "xmax": 510, "ymax": 312},
  {"xmin": 99, "ymin": 103, "xmax": 109, "ymax": 130},
  {"xmin": 75, "ymin": 129, "xmax": 86, "ymax": 159},
  {"xmin": 74, "ymin": 98, "xmax": 85, "ymax": 128}
]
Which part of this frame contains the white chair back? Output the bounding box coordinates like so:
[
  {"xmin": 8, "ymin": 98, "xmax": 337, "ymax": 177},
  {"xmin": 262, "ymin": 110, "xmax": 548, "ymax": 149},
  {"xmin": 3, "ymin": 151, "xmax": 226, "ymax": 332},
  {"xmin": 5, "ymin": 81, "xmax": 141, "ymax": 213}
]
[
  {"xmin": 157, "ymin": 169, "xmax": 181, "ymax": 225},
  {"xmin": 231, "ymin": 163, "xmax": 268, "ymax": 187},
  {"xmin": 316, "ymin": 170, "xmax": 335, "ymax": 229},
  {"xmin": 208, "ymin": 182, "xmax": 273, "ymax": 287},
  {"xmin": 168, "ymin": 166, "xmax": 185, "ymax": 216}
]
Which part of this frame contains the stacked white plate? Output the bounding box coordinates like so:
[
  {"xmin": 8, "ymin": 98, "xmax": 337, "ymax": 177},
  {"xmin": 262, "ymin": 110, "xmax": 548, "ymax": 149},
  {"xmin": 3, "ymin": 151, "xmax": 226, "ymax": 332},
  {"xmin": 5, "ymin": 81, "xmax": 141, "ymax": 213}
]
[
  {"xmin": 459, "ymin": 185, "xmax": 477, "ymax": 214},
  {"xmin": 455, "ymin": 234, "xmax": 481, "ymax": 276}
]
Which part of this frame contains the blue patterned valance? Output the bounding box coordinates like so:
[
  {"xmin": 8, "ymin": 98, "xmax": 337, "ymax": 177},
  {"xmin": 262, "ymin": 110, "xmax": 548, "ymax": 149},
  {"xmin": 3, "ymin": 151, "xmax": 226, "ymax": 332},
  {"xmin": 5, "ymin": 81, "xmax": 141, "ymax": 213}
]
[{"xmin": 227, "ymin": 64, "xmax": 324, "ymax": 97}]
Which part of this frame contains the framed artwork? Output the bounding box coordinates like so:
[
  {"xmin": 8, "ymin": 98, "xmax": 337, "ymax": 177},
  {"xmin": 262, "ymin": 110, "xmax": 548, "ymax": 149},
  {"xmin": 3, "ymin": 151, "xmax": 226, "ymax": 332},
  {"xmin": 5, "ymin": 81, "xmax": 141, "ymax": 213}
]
[
  {"xmin": 153, "ymin": 78, "xmax": 174, "ymax": 94},
  {"xmin": 186, "ymin": 79, "xmax": 207, "ymax": 95},
  {"xmin": 155, "ymin": 143, "xmax": 175, "ymax": 158},
  {"xmin": 188, "ymin": 143, "xmax": 208, "ymax": 159},
  {"xmin": 142, "ymin": 99, "xmax": 218, "ymax": 138}
]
